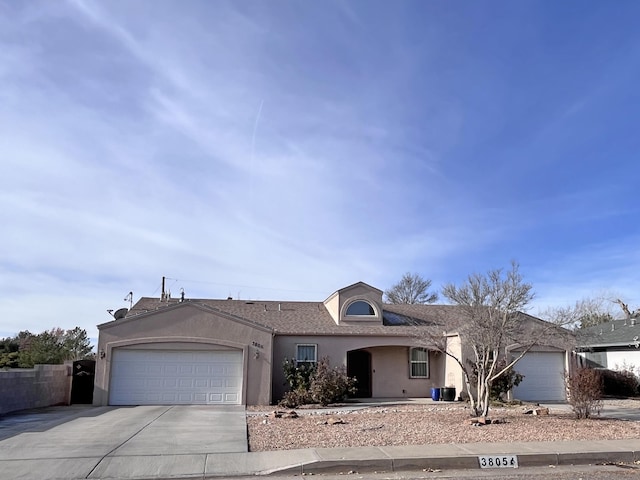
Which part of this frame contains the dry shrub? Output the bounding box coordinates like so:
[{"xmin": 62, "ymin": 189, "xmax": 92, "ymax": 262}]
[
  {"xmin": 598, "ymin": 368, "xmax": 639, "ymax": 397},
  {"xmin": 279, "ymin": 357, "xmax": 356, "ymax": 407},
  {"xmin": 566, "ymin": 367, "xmax": 603, "ymax": 419}
]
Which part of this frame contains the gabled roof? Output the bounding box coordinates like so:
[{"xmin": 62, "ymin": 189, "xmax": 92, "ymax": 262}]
[
  {"xmin": 323, "ymin": 281, "xmax": 383, "ymax": 303},
  {"xmin": 119, "ymin": 294, "xmax": 559, "ymax": 340},
  {"xmin": 578, "ymin": 319, "xmax": 640, "ymax": 348},
  {"xmin": 123, "ymin": 297, "xmax": 457, "ymax": 337}
]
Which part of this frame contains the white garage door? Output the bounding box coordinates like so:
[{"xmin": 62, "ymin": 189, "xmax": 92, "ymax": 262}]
[
  {"xmin": 109, "ymin": 349, "xmax": 243, "ymax": 405},
  {"xmin": 512, "ymin": 351, "xmax": 566, "ymax": 402}
]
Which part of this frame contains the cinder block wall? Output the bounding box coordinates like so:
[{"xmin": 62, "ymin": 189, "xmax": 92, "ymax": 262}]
[{"xmin": 0, "ymin": 365, "xmax": 72, "ymax": 415}]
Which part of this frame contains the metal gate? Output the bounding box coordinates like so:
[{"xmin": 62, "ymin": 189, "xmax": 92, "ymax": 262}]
[{"xmin": 71, "ymin": 359, "xmax": 96, "ymax": 404}]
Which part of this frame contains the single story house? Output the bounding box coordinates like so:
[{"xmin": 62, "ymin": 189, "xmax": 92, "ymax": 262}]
[
  {"xmin": 93, "ymin": 282, "xmax": 570, "ymax": 406},
  {"xmin": 576, "ymin": 318, "xmax": 640, "ymax": 372}
]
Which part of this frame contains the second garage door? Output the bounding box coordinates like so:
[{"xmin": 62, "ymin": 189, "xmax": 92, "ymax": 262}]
[
  {"xmin": 109, "ymin": 348, "xmax": 243, "ymax": 405},
  {"xmin": 511, "ymin": 351, "xmax": 566, "ymax": 402}
]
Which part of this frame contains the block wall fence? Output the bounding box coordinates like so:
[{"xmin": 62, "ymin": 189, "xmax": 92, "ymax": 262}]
[{"xmin": 0, "ymin": 365, "xmax": 72, "ymax": 415}]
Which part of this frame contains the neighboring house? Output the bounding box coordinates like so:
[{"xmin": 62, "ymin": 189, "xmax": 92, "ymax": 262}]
[
  {"xmin": 576, "ymin": 318, "xmax": 640, "ymax": 373},
  {"xmin": 93, "ymin": 282, "xmax": 570, "ymax": 406}
]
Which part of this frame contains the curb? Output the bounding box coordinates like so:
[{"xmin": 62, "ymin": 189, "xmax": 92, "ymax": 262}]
[{"xmin": 255, "ymin": 449, "xmax": 639, "ymax": 476}]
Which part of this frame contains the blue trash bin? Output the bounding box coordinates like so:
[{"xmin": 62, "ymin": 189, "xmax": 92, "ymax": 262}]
[{"xmin": 431, "ymin": 387, "xmax": 441, "ymax": 401}]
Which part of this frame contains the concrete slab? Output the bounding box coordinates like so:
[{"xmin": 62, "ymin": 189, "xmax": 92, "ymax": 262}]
[
  {"xmin": 111, "ymin": 405, "xmax": 247, "ymax": 455},
  {"xmin": 0, "ymin": 457, "xmax": 101, "ymax": 480},
  {"xmin": 306, "ymin": 446, "xmax": 393, "ymax": 474},
  {"xmin": 0, "ymin": 406, "xmax": 172, "ymax": 460},
  {"xmin": 88, "ymin": 454, "xmax": 207, "ymax": 479},
  {"xmin": 381, "ymin": 443, "xmax": 472, "ymax": 458},
  {"xmin": 205, "ymin": 449, "xmax": 319, "ymax": 476}
]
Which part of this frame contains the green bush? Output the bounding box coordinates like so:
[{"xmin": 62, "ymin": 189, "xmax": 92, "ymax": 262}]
[
  {"xmin": 282, "ymin": 357, "xmax": 316, "ymax": 391},
  {"xmin": 467, "ymin": 358, "xmax": 524, "ymax": 400}
]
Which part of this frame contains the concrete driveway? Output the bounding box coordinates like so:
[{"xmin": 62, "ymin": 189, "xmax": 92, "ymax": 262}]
[{"xmin": 0, "ymin": 404, "xmax": 247, "ymax": 480}]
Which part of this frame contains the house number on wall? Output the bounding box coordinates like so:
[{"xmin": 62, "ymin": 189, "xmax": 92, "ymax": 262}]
[{"xmin": 252, "ymin": 341, "xmax": 264, "ymax": 349}]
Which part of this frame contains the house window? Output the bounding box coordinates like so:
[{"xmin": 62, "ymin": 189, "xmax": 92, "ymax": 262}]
[
  {"xmin": 296, "ymin": 344, "xmax": 317, "ymax": 368},
  {"xmin": 346, "ymin": 300, "xmax": 375, "ymax": 316},
  {"xmin": 410, "ymin": 347, "xmax": 429, "ymax": 378}
]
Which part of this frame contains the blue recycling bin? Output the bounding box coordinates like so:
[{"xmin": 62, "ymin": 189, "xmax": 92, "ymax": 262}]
[{"xmin": 431, "ymin": 387, "xmax": 441, "ymax": 401}]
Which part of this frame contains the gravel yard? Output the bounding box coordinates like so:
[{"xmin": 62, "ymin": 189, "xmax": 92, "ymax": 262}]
[{"xmin": 246, "ymin": 400, "xmax": 640, "ymax": 452}]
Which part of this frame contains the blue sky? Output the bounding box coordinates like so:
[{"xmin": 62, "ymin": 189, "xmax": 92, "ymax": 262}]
[{"xmin": 2, "ymin": 1, "xmax": 640, "ymax": 340}]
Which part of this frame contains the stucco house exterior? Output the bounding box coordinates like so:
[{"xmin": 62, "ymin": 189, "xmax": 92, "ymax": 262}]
[
  {"xmin": 93, "ymin": 282, "xmax": 570, "ymax": 406},
  {"xmin": 576, "ymin": 318, "xmax": 640, "ymax": 373}
]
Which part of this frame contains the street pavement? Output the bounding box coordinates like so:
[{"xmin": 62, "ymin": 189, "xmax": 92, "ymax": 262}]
[{"xmin": 0, "ymin": 401, "xmax": 639, "ymax": 479}]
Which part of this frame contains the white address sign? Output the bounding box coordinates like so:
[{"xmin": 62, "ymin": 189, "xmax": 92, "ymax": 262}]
[{"xmin": 478, "ymin": 455, "xmax": 518, "ymax": 468}]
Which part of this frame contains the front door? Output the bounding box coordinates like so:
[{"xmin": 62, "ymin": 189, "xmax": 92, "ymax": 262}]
[{"xmin": 347, "ymin": 350, "xmax": 372, "ymax": 398}]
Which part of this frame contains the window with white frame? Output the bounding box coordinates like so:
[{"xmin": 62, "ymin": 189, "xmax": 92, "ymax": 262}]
[
  {"xmin": 410, "ymin": 347, "xmax": 429, "ymax": 378},
  {"xmin": 296, "ymin": 344, "xmax": 317, "ymax": 368}
]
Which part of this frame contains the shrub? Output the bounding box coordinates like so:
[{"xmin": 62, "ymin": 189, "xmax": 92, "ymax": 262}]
[
  {"xmin": 489, "ymin": 359, "xmax": 524, "ymax": 400},
  {"xmin": 282, "ymin": 357, "xmax": 316, "ymax": 391},
  {"xmin": 279, "ymin": 357, "xmax": 356, "ymax": 407},
  {"xmin": 279, "ymin": 387, "xmax": 312, "ymax": 408},
  {"xmin": 566, "ymin": 367, "xmax": 603, "ymax": 419},
  {"xmin": 598, "ymin": 368, "xmax": 639, "ymax": 397},
  {"xmin": 309, "ymin": 357, "xmax": 357, "ymax": 406},
  {"xmin": 467, "ymin": 358, "xmax": 524, "ymax": 400}
]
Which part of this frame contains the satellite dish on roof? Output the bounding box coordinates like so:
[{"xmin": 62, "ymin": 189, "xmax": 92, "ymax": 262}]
[{"xmin": 113, "ymin": 308, "xmax": 129, "ymax": 320}]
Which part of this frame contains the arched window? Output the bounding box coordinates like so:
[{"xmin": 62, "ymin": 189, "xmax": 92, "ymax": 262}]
[{"xmin": 345, "ymin": 300, "xmax": 376, "ymax": 316}]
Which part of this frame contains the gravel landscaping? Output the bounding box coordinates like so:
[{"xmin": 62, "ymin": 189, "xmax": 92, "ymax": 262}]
[{"xmin": 246, "ymin": 400, "xmax": 640, "ymax": 452}]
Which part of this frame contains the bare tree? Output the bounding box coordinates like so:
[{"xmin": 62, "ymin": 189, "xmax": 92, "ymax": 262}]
[
  {"xmin": 615, "ymin": 299, "xmax": 640, "ymax": 319},
  {"xmin": 539, "ymin": 294, "xmax": 616, "ymax": 331},
  {"xmin": 425, "ymin": 262, "xmax": 568, "ymax": 418},
  {"xmin": 384, "ymin": 272, "xmax": 438, "ymax": 304}
]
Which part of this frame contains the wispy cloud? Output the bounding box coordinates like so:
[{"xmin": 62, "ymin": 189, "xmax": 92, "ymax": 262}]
[{"xmin": 1, "ymin": 1, "xmax": 640, "ymax": 339}]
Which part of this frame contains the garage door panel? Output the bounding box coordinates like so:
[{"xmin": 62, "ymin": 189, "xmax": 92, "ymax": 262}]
[
  {"xmin": 109, "ymin": 349, "xmax": 243, "ymax": 405},
  {"xmin": 512, "ymin": 352, "xmax": 565, "ymax": 402}
]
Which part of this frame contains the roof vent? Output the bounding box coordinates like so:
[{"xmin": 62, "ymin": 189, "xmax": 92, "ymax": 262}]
[
  {"xmin": 612, "ymin": 323, "xmax": 615, "ymax": 331},
  {"xmin": 632, "ymin": 319, "xmax": 636, "ymax": 326}
]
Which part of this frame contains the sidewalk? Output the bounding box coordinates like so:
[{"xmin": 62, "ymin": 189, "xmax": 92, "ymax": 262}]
[
  {"xmin": 206, "ymin": 438, "xmax": 640, "ymax": 476},
  {"xmin": 3, "ymin": 438, "xmax": 639, "ymax": 479}
]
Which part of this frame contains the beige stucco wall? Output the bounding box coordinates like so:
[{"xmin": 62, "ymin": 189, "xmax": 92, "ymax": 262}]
[
  {"xmin": 94, "ymin": 303, "xmax": 273, "ymax": 406},
  {"xmin": 272, "ymin": 335, "xmax": 445, "ymax": 401},
  {"xmin": 324, "ymin": 283, "xmax": 384, "ymax": 326}
]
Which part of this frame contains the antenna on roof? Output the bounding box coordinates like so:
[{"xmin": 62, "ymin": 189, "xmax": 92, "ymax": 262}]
[
  {"xmin": 113, "ymin": 308, "xmax": 128, "ymax": 320},
  {"xmin": 124, "ymin": 291, "xmax": 133, "ymax": 309}
]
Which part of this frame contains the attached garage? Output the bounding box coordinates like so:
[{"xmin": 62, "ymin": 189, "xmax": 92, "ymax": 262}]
[
  {"xmin": 511, "ymin": 351, "xmax": 566, "ymax": 402},
  {"xmin": 109, "ymin": 348, "xmax": 243, "ymax": 405}
]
